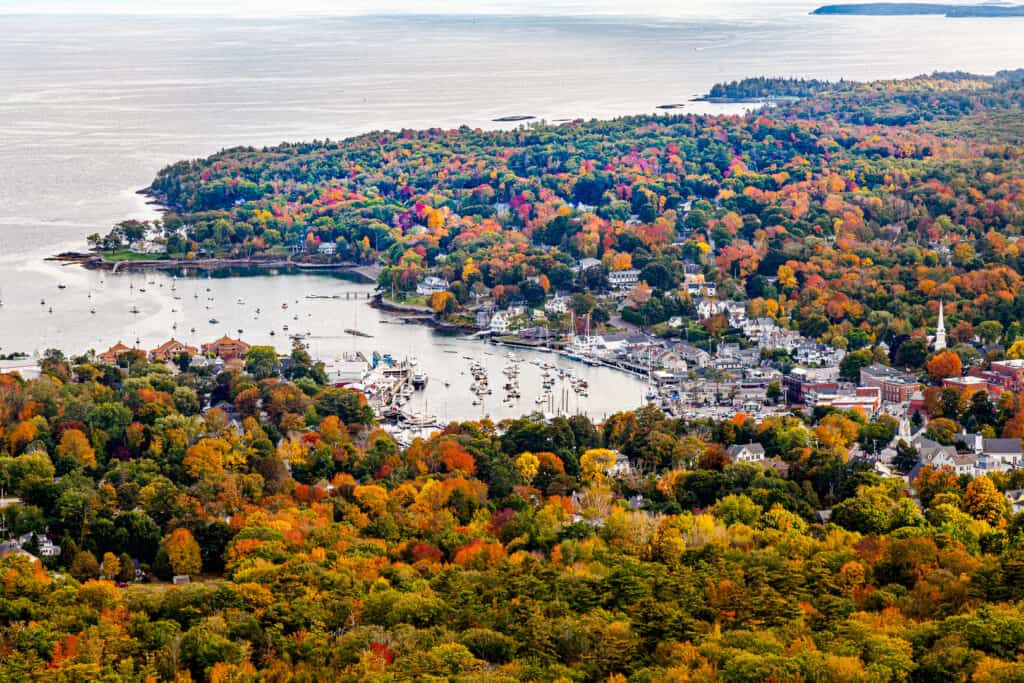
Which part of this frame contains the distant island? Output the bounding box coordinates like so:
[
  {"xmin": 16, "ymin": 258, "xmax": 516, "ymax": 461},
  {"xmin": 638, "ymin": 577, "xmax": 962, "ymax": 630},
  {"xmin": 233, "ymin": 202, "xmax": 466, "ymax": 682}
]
[{"xmin": 813, "ymin": 2, "xmax": 1024, "ymax": 16}]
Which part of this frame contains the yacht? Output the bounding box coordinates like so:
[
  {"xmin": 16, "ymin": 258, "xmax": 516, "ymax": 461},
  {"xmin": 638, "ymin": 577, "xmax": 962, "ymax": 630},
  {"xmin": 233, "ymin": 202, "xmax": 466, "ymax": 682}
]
[
  {"xmin": 412, "ymin": 370, "xmax": 428, "ymax": 389},
  {"xmin": 402, "ymin": 413, "xmax": 437, "ymax": 429}
]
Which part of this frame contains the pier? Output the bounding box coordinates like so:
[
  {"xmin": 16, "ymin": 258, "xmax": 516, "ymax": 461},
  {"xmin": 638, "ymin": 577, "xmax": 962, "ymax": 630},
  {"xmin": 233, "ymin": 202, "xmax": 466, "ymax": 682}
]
[{"xmin": 305, "ymin": 291, "xmax": 374, "ymax": 300}]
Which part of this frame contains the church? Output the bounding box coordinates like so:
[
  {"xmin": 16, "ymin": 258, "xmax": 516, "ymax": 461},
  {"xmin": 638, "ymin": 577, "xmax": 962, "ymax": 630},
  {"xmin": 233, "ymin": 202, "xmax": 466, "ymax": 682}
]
[{"xmin": 932, "ymin": 301, "xmax": 947, "ymax": 351}]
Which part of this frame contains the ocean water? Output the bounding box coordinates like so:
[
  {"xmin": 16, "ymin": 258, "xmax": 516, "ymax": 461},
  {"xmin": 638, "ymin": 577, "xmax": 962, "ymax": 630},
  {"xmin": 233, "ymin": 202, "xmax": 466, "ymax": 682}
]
[{"xmin": 0, "ymin": 8, "xmax": 1021, "ymax": 417}]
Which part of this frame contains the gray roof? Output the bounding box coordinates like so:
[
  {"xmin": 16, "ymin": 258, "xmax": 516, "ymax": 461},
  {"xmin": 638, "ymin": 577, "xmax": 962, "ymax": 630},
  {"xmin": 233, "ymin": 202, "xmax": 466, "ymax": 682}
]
[
  {"xmin": 727, "ymin": 443, "xmax": 765, "ymax": 456},
  {"xmin": 984, "ymin": 438, "xmax": 1023, "ymax": 454}
]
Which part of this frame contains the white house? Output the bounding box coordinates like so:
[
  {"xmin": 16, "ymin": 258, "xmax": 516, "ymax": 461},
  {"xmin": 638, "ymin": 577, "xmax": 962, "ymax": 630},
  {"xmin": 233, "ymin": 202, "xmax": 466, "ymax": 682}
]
[
  {"xmin": 727, "ymin": 443, "xmax": 766, "ymax": 463},
  {"xmin": 545, "ymin": 296, "xmax": 570, "ymax": 315},
  {"xmin": 317, "ymin": 242, "xmax": 336, "ymax": 256},
  {"xmin": 1006, "ymin": 489, "xmax": 1024, "ymax": 515},
  {"xmin": 17, "ymin": 532, "xmax": 61, "ymax": 557},
  {"xmin": 685, "ymin": 281, "xmax": 717, "ymax": 298},
  {"xmin": 608, "ymin": 451, "xmax": 633, "ymax": 477},
  {"xmin": 129, "ymin": 241, "xmax": 167, "ymax": 255},
  {"xmin": 416, "ymin": 276, "xmax": 450, "ymax": 296},
  {"xmin": 697, "ymin": 299, "xmax": 729, "ymax": 320},
  {"xmin": 490, "ymin": 311, "xmax": 511, "ymax": 334},
  {"xmin": 608, "ymin": 269, "xmax": 641, "ymax": 290}
]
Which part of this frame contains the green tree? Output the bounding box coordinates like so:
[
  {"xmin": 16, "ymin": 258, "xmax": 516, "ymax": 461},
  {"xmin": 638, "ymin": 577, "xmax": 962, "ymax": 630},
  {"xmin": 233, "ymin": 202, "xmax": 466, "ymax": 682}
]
[
  {"xmin": 244, "ymin": 345, "xmax": 280, "ymax": 380},
  {"xmin": 70, "ymin": 550, "xmax": 100, "ymax": 581}
]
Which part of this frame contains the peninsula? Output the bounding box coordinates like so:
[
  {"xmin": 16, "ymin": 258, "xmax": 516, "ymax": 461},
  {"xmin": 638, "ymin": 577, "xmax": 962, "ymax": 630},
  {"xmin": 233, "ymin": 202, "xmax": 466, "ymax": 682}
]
[{"xmin": 813, "ymin": 2, "xmax": 1024, "ymax": 16}]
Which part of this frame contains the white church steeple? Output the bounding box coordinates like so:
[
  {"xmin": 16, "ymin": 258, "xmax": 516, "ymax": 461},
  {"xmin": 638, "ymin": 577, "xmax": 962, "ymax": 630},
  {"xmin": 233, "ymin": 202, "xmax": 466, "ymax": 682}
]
[{"xmin": 934, "ymin": 300, "xmax": 947, "ymax": 351}]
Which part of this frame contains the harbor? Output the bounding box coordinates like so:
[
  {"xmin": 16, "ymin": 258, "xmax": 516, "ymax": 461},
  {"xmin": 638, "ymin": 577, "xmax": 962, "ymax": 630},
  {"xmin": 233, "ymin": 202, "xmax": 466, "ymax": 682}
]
[
  {"xmin": 325, "ymin": 345, "xmax": 633, "ymax": 447},
  {"xmin": 5, "ymin": 262, "xmax": 648, "ymax": 426}
]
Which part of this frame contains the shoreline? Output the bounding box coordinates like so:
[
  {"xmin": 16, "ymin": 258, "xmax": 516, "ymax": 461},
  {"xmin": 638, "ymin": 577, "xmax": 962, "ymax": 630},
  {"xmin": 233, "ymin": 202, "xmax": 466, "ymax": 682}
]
[
  {"xmin": 370, "ymin": 294, "xmax": 479, "ymax": 334},
  {"xmin": 689, "ymin": 95, "xmax": 799, "ymax": 104},
  {"xmin": 47, "ymin": 251, "xmax": 380, "ymax": 282}
]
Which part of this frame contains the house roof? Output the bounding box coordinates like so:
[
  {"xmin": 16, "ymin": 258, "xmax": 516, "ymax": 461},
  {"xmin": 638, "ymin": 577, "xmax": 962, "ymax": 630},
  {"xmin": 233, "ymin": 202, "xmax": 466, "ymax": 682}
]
[
  {"xmin": 727, "ymin": 442, "xmax": 765, "ymax": 456},
  {"xmin": 151, "ymin": 338, "xmax": 196, "ymax": 355},
  {"xmin": 103, "ymin": 343, "xmax": 132, "ymax": 354},
  {"xmin": 984, "ymin": 438, "xmax": 1023, "ymax": 454},
  {"xmin": 204, "ymin": 336, "xmax": 249, "ymax": 347}
]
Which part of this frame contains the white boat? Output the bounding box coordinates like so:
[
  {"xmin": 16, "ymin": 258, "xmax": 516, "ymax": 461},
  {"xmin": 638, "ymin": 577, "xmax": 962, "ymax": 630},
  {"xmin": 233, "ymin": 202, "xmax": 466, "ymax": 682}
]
[{"xmin": 402, "ymin": 413, "xmax": 437, "ymax": 429}]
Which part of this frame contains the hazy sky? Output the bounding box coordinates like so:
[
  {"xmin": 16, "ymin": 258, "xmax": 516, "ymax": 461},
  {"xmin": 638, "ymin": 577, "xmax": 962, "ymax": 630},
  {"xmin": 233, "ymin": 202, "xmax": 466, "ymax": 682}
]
[{"xmin": 0, "ymin": 0, "xmax": 818, "ymax": 18}]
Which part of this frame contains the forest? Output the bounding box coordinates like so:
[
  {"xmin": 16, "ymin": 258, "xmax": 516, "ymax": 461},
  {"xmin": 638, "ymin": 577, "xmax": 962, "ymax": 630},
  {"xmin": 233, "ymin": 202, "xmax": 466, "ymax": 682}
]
[{"xmin": 0, "ymin": 342, "xmax": 1024, "ymax": 680}]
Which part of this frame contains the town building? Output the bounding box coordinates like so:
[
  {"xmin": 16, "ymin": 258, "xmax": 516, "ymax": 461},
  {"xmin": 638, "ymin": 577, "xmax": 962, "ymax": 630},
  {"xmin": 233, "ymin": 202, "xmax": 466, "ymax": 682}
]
[
  {"xmin": 149, "ymin": 339, "xmax": 199, "ymax": 363},
  {"xmin": 727, "ymin": 442, "xmax": 766, "ymax": 463},
  {"xmin": 942, "ymin": 375, "xmax": 995, "ymax": 398},
  {"xmin": 98, "ymin": 342, "xmax": 134, "ymax": 365},
  {"xmin": 784, "ymin": 367, "xmax": 840, "ymax": 405},
  {"xmin": 808, "ymin": 386, "xmax": 882, "ymax": 414},
  {"xmin": 128, "ymin": 240, "xmax": 167, "ymax": 255},
  {"xmin": 574, "ymin": 257, "xmax": 602, "ymax": 274},
  {"xmin": 608, "ymin": 269, "xmax": 641, "ymax": 290},
  {"xmin": 201, "ymin": 336, "xmax": 251, "ymax": 361},
  {"xmin": 544, "ymin": 295, "xmax": 570, "ymax": 315},
  {"xmin": 672, "ymin": 342, "xmax": 712, "ymax": 369},
  {"xmin": 17, "ymin": 533, "xmax": 61, "ymax": 557},
  {"xmin": 416, "ymin": 276, "xmax": 450, "ymax": 296},
  {"xmin": 489, "ymin": 311, "xmax": 510, "ymax": 334},
  {"xmin": 988, "ymin": 359, "xmax": 1024, "ymax": 393},
  {"xmin": 684, "ymin": 276, "xmax": 717, "ymax": 297},
  {"xmin": 608, "ymin": 451, "xmax": 633, "ymax": 477},
  {"xmin": 859, "ymin": 364, "xmax": 922, "ymax": 404}
]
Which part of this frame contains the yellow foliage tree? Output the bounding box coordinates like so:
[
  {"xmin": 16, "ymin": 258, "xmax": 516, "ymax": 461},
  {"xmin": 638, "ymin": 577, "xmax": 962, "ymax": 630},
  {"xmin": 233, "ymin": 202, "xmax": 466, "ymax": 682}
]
[
  {"xmin": 580, "ymin": 448, "xmax": 618, "ymax": 482},
  {"xmin": 963, "ymin": 475, "xmax": 1009, "ymax": 524},
  {"xmin": 354, "ymin": 485, "xmax": 390, "ymax": 517},
  {"xmin": 162, "ymin": 528, "xmax": 202, "ymax": 576},
  {"xmin": 514, "ymin": 452, "xmax": 540, "ymax": 484},
  {"xmin": 777, "ymin": 264, "xmax": 797, "ymax": 290},
  {"xmin": 101, "ymin": 552, "xmax": 121, "ymax": 580},
  {"xmin": 611, "ymin": 252, "xmax": 633, "ymax": 271},
  {"xmin": 56, "ymin": 428, "xmax": 96, "ymax": 469},
  {"xmin": 1007, "ymin": 340, "xmax": 1024, "ymax": 359},
  {"xmin": 183, "ymin": 437, "xmax": 235, "ymax": 479},
  {"xmin": 430, "ymin": 291, "xmax": 455, "ymax": 315}
]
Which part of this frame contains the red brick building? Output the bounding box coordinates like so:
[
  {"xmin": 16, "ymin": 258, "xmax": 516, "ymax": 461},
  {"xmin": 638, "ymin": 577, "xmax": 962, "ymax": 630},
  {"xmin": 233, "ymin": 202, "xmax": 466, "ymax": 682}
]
[
  {"xmin": 201, "ymin": 336, "xmax": 250, "ymax": 361},
  {"xmin": 860, "ymin": 364, "xmax": 922, "ymax": 404}
]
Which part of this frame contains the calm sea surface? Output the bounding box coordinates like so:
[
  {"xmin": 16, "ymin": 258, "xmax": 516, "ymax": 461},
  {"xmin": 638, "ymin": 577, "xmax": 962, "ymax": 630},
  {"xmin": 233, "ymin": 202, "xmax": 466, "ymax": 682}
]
[{"xmin": 1, "ymin": 7, "xmax": 1022, "ymax": 418}]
